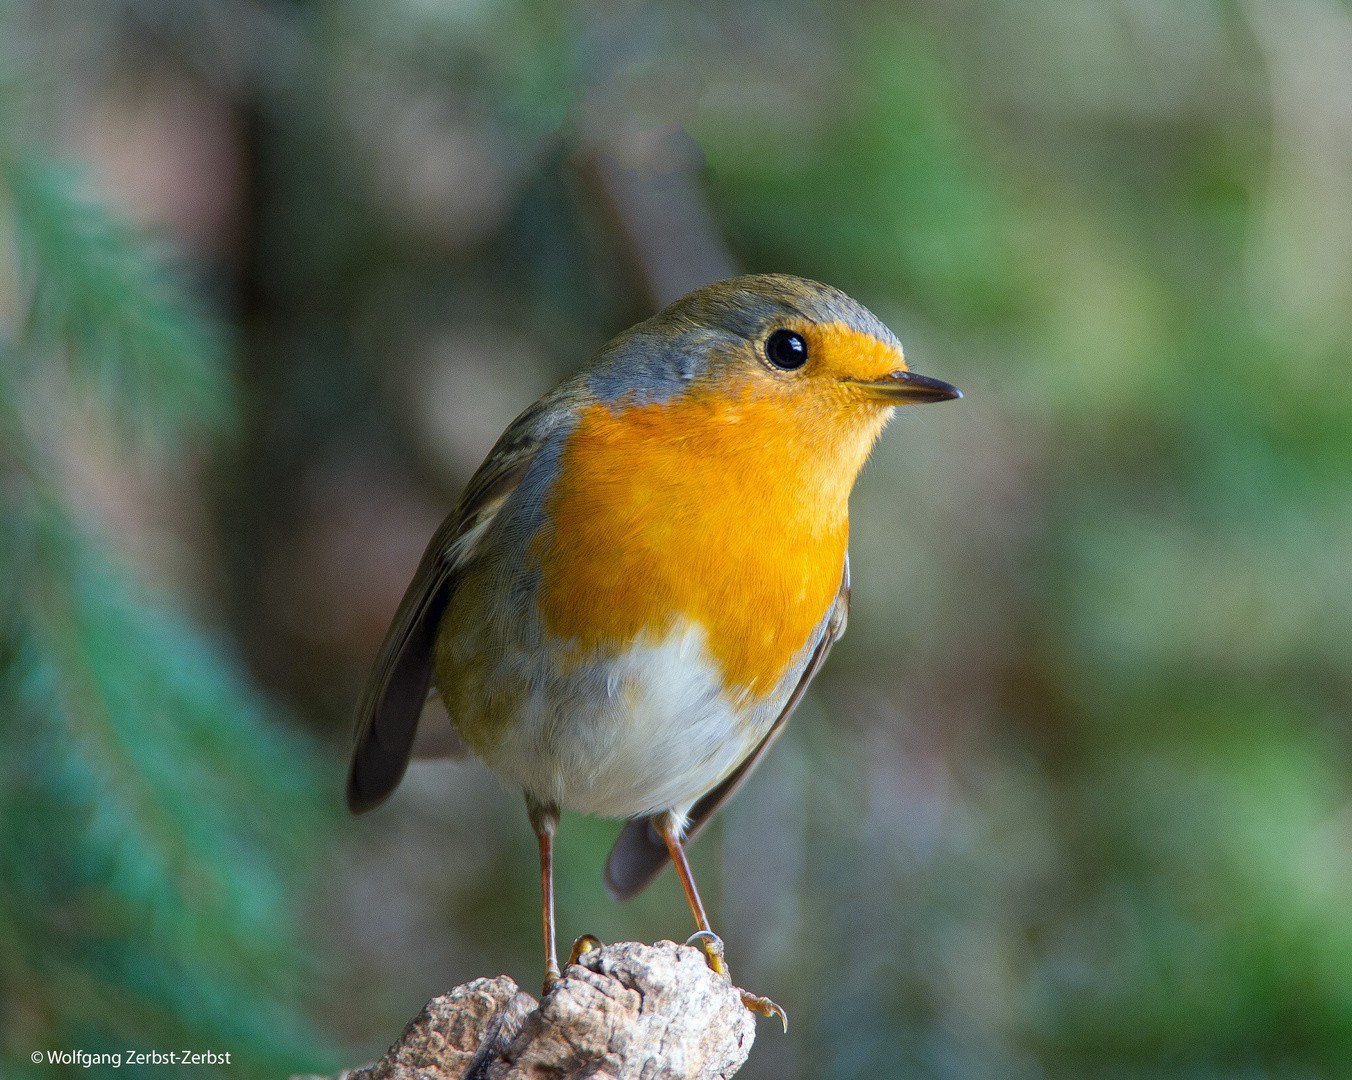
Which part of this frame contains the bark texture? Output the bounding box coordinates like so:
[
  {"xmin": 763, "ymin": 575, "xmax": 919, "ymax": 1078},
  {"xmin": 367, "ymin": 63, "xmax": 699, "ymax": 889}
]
[{"xmin": 317, "ymin": 940, "xmax": 756, "ymax": 1080}]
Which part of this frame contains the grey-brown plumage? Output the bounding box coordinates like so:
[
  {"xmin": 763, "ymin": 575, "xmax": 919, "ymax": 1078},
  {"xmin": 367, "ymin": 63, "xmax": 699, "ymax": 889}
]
[{"xmin": 346, "ymin": 385, "xmax": 576, "ymax": 814}]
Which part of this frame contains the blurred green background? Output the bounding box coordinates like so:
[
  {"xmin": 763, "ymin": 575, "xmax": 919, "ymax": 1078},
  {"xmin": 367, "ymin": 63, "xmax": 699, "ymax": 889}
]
[{"xmin": 3, "ymin": 0, "xmax": 1351, "ymax": 1076}]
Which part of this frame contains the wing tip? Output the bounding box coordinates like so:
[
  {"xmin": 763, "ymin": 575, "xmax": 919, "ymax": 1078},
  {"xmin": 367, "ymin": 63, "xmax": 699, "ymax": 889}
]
[
  {"xmin": 345, "ymin": 781, "xmax": 384, "ymax": 816},
  {"xmin": 345, "ymin": 749, "xmax": 409, "ymax": 816}
]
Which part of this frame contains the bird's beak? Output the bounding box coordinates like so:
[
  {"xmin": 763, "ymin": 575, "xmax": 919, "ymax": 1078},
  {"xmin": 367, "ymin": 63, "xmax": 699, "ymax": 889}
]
[{"xmin": 847, "ymin": 370, "xmax": 963, "ymax": 404}]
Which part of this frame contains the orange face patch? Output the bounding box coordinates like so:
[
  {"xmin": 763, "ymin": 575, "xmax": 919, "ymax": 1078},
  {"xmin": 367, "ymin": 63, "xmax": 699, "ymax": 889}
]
[
  {"xmin": 715, "ymin": 320, "xmax": 911, "ymax": 427},
  {"xmin": 799, "ymin": 321, "xmax": 909, "ymax": 385},
  {"xmin": 535, "ymin": 325, "xmax": 900, "ymax": 696}
]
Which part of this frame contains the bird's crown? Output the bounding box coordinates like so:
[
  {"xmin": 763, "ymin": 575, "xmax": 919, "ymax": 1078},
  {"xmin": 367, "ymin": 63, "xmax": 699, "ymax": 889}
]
[{"xmin": 585, "ymin": 274, "xmax": 907, "ymax": 407}]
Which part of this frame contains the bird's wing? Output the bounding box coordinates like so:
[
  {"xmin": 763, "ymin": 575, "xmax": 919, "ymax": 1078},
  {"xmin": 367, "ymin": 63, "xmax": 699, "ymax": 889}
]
[
  {"xmin": 604, "ymin": 555, "xmax": 851, "ymax": 900},
  {"xmin": 346, "ymin": 388, "xmax": 573, "ymax": 814}
]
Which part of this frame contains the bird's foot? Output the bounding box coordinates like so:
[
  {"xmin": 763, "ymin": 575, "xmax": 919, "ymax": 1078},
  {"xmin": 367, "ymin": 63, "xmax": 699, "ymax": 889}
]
[
  {"xmin": 544, "ymin": 936, "xmax": 603, "ymax": 995},
  {"xmin": 685, "ymin": 931, "xmax": 788, "ymax": 1032},
  {"xmin": 566, "ymin": 934, "xmax": 603, "ymax": 967},
  {"xmin": 739, "ymin": 989, "xmax": 789, "ymax": 1032},
  {"xmin": 685, "ymin": 930, "xmax": 729, "ymax": 977}
]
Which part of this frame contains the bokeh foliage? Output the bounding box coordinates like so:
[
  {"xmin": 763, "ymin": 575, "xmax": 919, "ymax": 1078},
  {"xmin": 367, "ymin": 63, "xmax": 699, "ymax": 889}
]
[
  {"xmin": 5, "ymin": 1, "xmax": 1352, "ymax": 1078},
  {"xmin": 0, "ymin": 154, "xmax": 333, "ymax": 1076}
]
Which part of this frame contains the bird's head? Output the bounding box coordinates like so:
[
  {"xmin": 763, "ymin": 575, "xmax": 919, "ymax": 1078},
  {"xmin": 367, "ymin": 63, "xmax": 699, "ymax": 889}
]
[{"xmin": 589, "ymin": 274, "xmax": 960, "ymax": 494}]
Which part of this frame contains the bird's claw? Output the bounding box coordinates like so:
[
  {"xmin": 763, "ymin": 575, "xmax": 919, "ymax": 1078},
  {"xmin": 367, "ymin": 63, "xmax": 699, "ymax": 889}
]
[
  {"xmin": 566, "ymin": 934, "xmax": 603, "ymax": 967},
  {"xmin": 740, "ymin": 990, "xmax": 789, "ymax": 1032},
  {"xmin": 685, "ymin": 931, "xmax": 788, "ymax": 1032},
  {"xmin": 685, "ymin": 930, "xmax": 730, "ymax": 978}
]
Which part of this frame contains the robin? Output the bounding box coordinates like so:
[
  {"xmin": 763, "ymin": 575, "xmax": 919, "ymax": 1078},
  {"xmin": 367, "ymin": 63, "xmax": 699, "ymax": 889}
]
[{"xmin": 347, "ymin": 274, "xmax": 960, "ymax": 1025}]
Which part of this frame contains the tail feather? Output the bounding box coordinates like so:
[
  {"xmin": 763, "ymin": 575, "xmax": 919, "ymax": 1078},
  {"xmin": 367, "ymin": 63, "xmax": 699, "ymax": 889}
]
[{"xmin": 604, "ymin": 817, "xmax": 668, "ymax": 901}]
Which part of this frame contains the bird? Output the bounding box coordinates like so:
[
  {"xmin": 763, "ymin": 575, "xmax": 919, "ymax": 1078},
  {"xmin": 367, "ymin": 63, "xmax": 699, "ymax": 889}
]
[{"xmin": 346, "ymin": 274, "xmax": 960, "ymax": 1025}]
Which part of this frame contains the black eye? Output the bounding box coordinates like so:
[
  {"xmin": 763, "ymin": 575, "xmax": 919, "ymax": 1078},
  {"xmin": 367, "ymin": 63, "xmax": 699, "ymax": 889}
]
[{"xmin": 765, "ymin": 329, "xmax": 808, "ymax": 370}]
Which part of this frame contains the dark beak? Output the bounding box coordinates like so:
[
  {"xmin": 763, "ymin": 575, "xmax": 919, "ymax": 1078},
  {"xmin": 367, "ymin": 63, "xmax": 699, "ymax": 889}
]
[{"xmin": 849, "ymin": 370, "xmax": 962, "ymax": 404}]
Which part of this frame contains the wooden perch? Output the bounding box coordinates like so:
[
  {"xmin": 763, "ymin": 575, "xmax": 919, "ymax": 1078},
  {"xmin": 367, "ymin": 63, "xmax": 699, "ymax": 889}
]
[{"xmin": 320, "ymin": 940, "xmax": 757, "ymax": 1080}]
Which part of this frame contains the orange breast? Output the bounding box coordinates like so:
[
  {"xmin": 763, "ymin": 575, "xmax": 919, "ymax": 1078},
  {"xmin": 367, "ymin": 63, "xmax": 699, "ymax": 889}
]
[{"xmin": 536, "ymin": 388, "xmax": 862, "ymax": 697}]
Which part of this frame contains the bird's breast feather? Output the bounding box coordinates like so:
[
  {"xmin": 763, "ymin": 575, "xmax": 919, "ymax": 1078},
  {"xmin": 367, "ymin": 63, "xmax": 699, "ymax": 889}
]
[{"xmin": 535, "ymin": 394, "xmax": 850, "ymax": 696}]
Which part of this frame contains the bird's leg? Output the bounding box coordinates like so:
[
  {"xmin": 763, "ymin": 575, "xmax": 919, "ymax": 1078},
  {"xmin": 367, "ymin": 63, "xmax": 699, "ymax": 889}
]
[
  {"xmin": 527, "ymin": 796, "xmax": 562, "ymax": 994},
  {"xmin": 651, "ymin": 810, "xmax": 788, "ymax": 1031},
  {"xmin": 652, "ymin": 810, "xmax": 717, "ymax": 945}
]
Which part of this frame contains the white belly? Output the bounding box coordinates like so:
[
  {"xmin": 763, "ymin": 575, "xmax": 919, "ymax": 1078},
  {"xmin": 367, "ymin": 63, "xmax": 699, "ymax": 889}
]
[{"xmin": 472, "ymin": 619, "xmax": 772, "ymax": 819}]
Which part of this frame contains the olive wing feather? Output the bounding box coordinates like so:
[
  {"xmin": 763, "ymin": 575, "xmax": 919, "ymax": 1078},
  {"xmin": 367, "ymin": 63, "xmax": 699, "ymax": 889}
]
[
  {"xmin": 345, "ymin": 389, "xmax": 573, "ymax": 814},
  {"xmin": 603, "ymin": 555, "xmax": 851, "ymax": 900}
]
